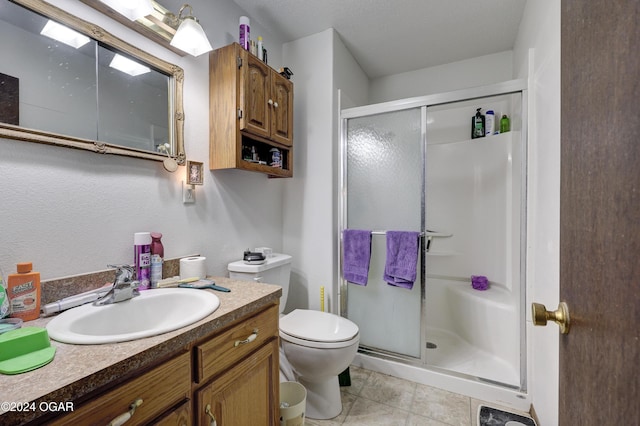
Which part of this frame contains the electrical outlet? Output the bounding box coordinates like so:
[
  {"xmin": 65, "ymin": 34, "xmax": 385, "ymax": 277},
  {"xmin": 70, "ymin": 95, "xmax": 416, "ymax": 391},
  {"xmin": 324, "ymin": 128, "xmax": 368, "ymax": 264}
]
[{"xmin": 182, "ymin": 181, "xmax": 195, "ymax": 204}]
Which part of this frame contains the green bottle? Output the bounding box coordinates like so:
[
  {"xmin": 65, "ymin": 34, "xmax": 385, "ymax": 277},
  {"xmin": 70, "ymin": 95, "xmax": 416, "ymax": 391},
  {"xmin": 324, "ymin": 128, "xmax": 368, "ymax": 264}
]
[{"xmin": 500, "ymin": 114, "xmax": 510, "ymax": 133}]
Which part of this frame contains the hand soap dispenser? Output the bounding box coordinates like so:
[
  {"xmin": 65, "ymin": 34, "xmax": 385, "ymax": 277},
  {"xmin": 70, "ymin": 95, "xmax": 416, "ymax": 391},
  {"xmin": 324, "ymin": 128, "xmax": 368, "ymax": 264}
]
[{"xmin": 471, "ymin": 108, "xmax": 485, "ymax": 139}]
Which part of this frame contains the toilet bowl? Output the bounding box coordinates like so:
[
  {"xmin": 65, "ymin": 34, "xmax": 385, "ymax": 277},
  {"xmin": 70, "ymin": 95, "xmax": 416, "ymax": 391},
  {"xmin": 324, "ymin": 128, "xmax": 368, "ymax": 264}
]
[
  {"xmin": 228, "ymin": 253, "xmax": 360, "ymax": 420},
  {"xmin": 279, "ymin": 309, "xmax": 359, "ymax": 419}
]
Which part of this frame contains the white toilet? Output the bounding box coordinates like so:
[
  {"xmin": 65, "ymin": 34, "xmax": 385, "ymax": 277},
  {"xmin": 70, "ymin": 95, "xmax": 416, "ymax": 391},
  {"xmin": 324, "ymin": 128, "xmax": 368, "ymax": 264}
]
[{"xmin": 228, "ymin": 253, "xmax": 360, "ymax": 420}]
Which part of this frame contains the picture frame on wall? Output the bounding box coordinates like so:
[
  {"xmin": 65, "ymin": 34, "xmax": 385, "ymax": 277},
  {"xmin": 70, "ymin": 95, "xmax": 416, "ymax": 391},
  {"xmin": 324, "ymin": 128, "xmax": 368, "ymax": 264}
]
[{"xmin": 187, "ymin": 160, "xmax": 203, "ymax": 185}]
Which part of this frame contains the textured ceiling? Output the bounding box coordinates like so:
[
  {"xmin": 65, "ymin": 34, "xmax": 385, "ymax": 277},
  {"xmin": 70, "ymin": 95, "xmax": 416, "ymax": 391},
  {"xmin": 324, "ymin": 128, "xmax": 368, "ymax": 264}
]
[{"xmin": 232, "ymin": 0, "xmax": 527, "ymax": 78}]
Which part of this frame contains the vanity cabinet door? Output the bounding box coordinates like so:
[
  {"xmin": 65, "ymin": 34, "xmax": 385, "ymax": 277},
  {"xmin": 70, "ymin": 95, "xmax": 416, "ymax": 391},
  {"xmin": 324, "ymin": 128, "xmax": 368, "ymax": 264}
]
[{"xmin": 195, "ymin": 339, "xmax": 279, "ymax": 426}]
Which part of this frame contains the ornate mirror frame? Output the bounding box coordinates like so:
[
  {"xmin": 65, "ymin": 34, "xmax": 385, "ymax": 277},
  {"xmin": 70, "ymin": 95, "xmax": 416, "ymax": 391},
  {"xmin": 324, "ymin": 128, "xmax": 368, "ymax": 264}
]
[{"xmin": 1, "ymin": 0, "xmax": 185, "ymax": 165}]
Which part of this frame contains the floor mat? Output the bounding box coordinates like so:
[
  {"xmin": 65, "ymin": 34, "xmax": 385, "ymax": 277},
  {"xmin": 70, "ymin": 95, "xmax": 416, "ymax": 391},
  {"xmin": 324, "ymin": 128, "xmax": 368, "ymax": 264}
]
[{"xmin": 478, "ymin": 405, "xmax": 537, "ymax": 426}]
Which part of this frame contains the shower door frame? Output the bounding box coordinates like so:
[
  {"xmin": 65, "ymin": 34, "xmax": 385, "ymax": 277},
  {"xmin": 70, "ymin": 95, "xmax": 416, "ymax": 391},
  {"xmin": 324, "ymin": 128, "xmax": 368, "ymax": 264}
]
[{"xmin": 339, "ymin": 78, "xmax": 529, "ymax": 391}]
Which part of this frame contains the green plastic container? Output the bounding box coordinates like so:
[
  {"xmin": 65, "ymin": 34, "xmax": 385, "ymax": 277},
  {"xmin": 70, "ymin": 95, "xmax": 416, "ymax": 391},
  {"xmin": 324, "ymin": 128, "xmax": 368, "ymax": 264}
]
[{"xmin": 0, "ymin": 326, "xmax": 56, "ymax": 374}]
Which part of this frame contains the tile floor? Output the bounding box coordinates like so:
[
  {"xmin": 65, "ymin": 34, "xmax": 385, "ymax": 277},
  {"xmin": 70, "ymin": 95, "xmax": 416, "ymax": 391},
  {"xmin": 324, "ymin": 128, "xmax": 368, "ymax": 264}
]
[{"xmin": 304, "ymin": 366, "xmax": 529, "ymax": 426}]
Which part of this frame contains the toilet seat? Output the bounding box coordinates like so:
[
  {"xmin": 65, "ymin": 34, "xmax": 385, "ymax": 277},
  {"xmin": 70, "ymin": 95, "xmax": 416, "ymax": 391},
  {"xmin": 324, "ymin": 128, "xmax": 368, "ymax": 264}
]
[{"xmin": 279, "ymin": 309, "xmax": 359, "ymax": 349}]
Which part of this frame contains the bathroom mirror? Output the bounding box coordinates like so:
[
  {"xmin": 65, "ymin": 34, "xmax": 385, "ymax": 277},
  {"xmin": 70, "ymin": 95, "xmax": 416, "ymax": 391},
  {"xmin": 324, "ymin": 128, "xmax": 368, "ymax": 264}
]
[{"xmin": 0, "ymin": 0, "xmax": 185, "ymax": 165}]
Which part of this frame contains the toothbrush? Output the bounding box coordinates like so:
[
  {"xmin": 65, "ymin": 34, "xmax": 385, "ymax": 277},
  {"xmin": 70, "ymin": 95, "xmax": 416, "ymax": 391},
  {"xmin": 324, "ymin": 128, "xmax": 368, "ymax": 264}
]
[
  {"xmin": 178, "ymin": 280, "xmax": 231, "ymax": 293},
  {"xmin": 156, "ymin": 276, "xmax": 200, "ymax": 288}
]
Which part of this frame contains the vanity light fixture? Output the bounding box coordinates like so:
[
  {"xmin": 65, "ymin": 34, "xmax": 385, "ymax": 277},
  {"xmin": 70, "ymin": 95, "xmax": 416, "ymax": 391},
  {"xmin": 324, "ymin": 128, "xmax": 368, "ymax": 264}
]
[
  {"xmin": 167, "ymin": 4, "xmax": 213, "ymax": 57},
  {"xmin": 40, "ymin": 20, "xmax": 90, "ymax": 49},
  {"xmin": 98, "ymin": 0, "xmax": 153, "ymax": 21},
  {"xmin": 109, "ymin": 53, "xmax": 151, "ymax": 76}
]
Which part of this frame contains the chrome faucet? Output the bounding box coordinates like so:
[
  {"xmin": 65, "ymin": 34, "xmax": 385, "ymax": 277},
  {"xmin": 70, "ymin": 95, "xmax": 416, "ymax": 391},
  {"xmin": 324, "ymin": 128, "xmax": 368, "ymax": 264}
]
[{"xmin": 94, "ymin": 264, "xmax": 140, "ymax": 306}]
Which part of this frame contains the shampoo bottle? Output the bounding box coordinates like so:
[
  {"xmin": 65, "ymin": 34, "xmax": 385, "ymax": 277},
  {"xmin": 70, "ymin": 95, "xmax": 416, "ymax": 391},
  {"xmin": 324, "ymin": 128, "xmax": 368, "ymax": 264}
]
[
  {"xmin": 471, "ymin": 108, "xmax": 485, "ymax": 139},
  {"xmin": 150, "ymin": 232, "xmax": 164, "ymax": 288},
  {"xmin": 134, "ymin": 232, "xmax": 151, "ymax": 290},
  {"xmin": 485, "ymin": 110, "xmax": 495, "ymax": 136},
  {"xmin": 8, "ymin": 262, "xmax": 40, "ymax": 321}
]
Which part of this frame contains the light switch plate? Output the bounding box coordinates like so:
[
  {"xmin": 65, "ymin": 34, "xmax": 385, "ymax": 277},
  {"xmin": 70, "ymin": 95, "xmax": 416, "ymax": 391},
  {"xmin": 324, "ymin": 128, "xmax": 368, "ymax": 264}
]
[{"xmin": 182, "ymin": 181, "xmax": 195, "ymax": 204}]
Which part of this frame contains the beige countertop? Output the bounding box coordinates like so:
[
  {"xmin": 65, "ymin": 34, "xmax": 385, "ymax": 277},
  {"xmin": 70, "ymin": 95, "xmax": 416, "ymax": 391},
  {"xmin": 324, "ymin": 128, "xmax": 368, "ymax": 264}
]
[{"xmin": 0, "ymin": 277, "xmax": 281, "ymax": 425}]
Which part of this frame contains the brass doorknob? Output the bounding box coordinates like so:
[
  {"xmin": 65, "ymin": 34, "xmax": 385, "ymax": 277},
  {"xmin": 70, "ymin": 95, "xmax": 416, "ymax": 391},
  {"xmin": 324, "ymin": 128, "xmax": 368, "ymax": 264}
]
[{"xmin": 532, "ymin": 302, "xmax": 570, "ymax": 334}]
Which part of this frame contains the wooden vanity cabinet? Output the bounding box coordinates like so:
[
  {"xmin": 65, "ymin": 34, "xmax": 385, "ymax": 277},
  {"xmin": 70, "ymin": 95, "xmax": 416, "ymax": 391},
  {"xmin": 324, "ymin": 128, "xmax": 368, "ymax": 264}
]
[
  {"xmin": 210, "ymin": 42, "xmax": 293, "ymax": 177},
  {"xmin": 42, "ymin": 303, "xmax": 280, "ymax": 426}
]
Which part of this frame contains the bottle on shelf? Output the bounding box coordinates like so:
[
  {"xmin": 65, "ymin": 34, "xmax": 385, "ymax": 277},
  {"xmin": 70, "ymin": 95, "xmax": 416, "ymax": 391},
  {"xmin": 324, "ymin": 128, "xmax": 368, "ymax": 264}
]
[
  {"xmin": 150, "ymin": 232, "xmax": 164, "ymax": 288},
  {"xmin": 471, "ymin": 108, "xmax": 485, "ymax": 139},
  {"xmin": 257, "ymin": 36, "xmax": 264, "ymax": 61},
  {"xmin": 485, "ymin": 110, "xmax": 495, "ymax": 136},
  {"xmin": 500, "ymin": 114, "xmax": 510, "ymax": 133},
  {"xmin": 239, "ymin": 16, "xmax": 250, "ymax": 50}
]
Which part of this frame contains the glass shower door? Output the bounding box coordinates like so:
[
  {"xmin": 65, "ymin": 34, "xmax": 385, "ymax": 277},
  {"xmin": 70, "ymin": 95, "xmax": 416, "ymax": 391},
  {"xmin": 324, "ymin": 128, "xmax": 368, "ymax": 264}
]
[{"xmin": 343, "ymin": 107, "xmax": 423, "ymax": 358}]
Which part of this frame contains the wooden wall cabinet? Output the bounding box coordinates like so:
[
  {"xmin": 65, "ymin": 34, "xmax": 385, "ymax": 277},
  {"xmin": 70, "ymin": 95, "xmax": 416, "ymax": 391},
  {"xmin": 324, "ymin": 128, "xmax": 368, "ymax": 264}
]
[
  {"xmin": 48, "ymin": 303, "xmax": 280, "ymax": 426},
  {"xmin": 210, "ymin": 43, "xmax": 293, "ymax": 177}
]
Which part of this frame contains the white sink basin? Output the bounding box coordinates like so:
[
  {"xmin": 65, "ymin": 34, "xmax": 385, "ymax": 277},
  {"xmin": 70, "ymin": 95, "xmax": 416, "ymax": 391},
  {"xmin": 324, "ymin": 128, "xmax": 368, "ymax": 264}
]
[{"xmin": 47, "ymin": 288, "xmax": 220, "ymax": 344}]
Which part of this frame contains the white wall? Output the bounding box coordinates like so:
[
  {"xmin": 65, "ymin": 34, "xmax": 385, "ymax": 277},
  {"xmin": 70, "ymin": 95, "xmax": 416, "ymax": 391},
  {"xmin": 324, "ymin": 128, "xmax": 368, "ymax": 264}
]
[
  {"xmin": 281, "ymin": 29, "xmax": 368, "ymax": 313},
  {"xmin": 281, "ymin": 30, "xmax": 334, "ymax": 312},
  {"xmin": 369, "ymin": 51, "xmax": 514, "ymax": 104},
  {"xmin": 0, "ymin": 0, "xmax": 289, "ymax": 280},
  {"xmin": 513, "ymin": 1, "xmax": 561, "ymax": 424}
]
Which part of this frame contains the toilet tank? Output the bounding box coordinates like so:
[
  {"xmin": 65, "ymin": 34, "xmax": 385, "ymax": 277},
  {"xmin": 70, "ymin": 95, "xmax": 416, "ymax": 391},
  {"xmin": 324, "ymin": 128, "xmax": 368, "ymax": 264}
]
[{"xmin": 228, "ymin": 253, "xmax": 291, "ymax": 313}]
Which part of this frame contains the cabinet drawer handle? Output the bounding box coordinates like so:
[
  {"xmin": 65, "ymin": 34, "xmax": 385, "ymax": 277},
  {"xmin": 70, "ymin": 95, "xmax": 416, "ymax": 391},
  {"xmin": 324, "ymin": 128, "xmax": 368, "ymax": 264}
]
[
  {"xmin": 234, "ymin": 328, "xmax": 259, "ymax": 347},
  {"xmin": 107, "ymin": 398, "xmax": 143, "ymax": 426},
  {"xmin": 205, "ymin": 403, "xmax": 217, "ymax": 426}
]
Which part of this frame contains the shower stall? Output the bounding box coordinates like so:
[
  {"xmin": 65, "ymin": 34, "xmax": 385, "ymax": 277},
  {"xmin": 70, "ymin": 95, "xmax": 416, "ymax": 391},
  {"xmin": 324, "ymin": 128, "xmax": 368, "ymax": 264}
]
[{"xmin": 339, "ymin": 80, "xmax": 528, "ymax": 406}]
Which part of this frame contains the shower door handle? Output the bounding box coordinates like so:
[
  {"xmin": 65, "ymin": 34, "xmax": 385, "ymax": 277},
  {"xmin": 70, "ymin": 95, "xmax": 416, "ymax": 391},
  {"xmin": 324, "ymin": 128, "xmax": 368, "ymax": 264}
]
[{"xmin": 532, "ymin": 302, "xmax": 571, "ymax": 334}]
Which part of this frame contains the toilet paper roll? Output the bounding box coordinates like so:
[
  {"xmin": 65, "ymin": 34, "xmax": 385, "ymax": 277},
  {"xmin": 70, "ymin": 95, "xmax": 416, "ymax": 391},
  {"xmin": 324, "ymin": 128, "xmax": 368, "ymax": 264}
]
[{"xmin": 180, "ymin": 256, "xmax": 207, "ymax": 279}]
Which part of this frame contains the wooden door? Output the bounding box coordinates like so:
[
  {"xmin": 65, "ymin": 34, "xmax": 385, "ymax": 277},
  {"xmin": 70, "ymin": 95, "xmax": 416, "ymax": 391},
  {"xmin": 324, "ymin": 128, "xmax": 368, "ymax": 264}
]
[
  {"xmin": 560, "ymin": 0, "xmax": 640, "ymax": 424},
  {"xmin": 270, "ymin": 71, "xmax": 294, "ymax": 146},
  {"xmin": 241, "ymin": 53, "xmax": 270, "ymax": 139},
  {"xmin": 195, "ymin": 340, "xmax": 279, "ymax": 425}
]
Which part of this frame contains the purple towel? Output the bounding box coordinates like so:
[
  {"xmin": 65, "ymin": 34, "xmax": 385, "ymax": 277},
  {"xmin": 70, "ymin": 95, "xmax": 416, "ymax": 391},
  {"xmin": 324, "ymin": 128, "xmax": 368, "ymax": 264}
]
[
  {"xmin": 384, "ymin": 231, "xmax": 420, "ymax": 289},
  {"xmin": 343, "ymin": 229, "xmax": 372, "ymax": 285}
]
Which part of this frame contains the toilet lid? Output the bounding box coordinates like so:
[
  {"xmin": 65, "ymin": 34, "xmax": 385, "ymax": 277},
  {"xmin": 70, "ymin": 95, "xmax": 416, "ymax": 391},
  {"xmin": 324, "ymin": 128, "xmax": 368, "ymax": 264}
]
[{"xmin": 279, "ymin": 309, "xmax": 359, "ymax": 342}]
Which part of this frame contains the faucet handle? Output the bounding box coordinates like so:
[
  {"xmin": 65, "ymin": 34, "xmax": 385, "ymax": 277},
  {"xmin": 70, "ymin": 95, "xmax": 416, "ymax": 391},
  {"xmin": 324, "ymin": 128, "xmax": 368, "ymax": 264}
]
[{"xmin": 107, "ymin": 264, "xmax": 135, "ymax": 284}]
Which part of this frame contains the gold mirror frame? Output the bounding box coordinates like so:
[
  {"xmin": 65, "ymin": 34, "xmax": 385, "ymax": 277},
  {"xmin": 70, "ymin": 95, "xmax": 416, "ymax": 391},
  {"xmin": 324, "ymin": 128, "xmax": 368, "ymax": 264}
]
[{"xmin": 1, "ymin": 0, "xmax": 185, "ymax": 165}]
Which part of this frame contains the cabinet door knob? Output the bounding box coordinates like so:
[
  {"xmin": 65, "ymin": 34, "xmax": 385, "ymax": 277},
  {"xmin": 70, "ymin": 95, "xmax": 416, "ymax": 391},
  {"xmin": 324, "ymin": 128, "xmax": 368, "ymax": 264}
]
[
  {"xmin": 273, "ymin": 102, "xmax": 278, "ymax": 108},
  {"xmin": 268, "ymin": 99, "xmax": 274, "ymax": 105}
]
